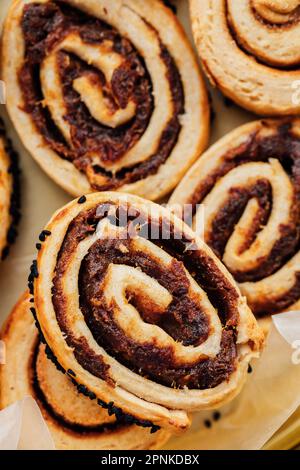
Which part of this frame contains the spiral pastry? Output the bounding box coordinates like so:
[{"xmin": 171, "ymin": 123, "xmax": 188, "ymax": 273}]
[
  {"xmin": 29, "ymin": 192, "xmax": 263, "ymax": 432},
  {"xmin": 0, "ymin": 118, "xmax": 20, "ymax": 261},
  {"xmin": 190, "ymin": 0, "xmax": 300, "ymax": 115},
  {"xmin": 2, "ymin": 0, "xmax": 209, "ymax": 200},
  {"xmin": 170, "ymin": 118, "xmax": 300, "ymax": 320},
  {"xmin": 0, "ymin": 293, "xmax": 170, "ymax": 450}
]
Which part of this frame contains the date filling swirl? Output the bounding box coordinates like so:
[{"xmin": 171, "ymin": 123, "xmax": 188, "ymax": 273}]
[
  {"xmin": 3, "ymin": 0, "xmax": 208, "ymax": 199},
  {"xmin": 34, "ymin": 193, "xmax": 262, "ymax": 432},
  {"xmin": 190, "ymin": 0, "xmax": 300, "ymax": 115},
  {"xmin": 170, "ymin": 119, "xmax": 300, "ymax": 318}
]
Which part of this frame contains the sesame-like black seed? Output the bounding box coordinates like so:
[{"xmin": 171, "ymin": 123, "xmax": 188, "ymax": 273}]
[
  {"xmin": 31, "ymin": 261, "xmax": 39, "ymax": 278},
  {"xmin": 95, "ymin": 399, "xmax": 160, "ymax": 432},
  {"xmin": 88, "ymin": 391, "xmax": 96, "ymax": 400},
  {"xmin": 213, "ymin": 411, "xmax": 221, "ymax": 422},
  {"xmin": 67, "ymin": 369, "xmax": 76, "ymax": 377},
  {"xmin": 124, "ymin": 415, "xmax": 134, "ymax": 425},
  {"xmin": 30, "ymin": 307, "xmax": 36, "ymax": 316},
  {"xmin": 78, "ymin": 196, "xmax": 87, "ymax": 204},
  {"xmin": 45, "ymin": 345, "xmax": 65, "ymax": 374},
  {"xmin": 36, "ymin": 243, "xmax": 42, "ymax": 251},
  {"xmin": 151, "ymin": 425, "xmax": 160, "ymax": 434},
  {"xmin": 97, "ymin": 399, "xmax": 108, "ymax": 409},
  {"xmin": 39, "ymin": 230, "xmax": 51, "ymax": 242},
  {"xmin": 204, "ymin": 419, "xmax": 212, "ymax": 429},
  {"xmin": 248, "ymin": 364, "xmax": 253, "ymax": 374}
]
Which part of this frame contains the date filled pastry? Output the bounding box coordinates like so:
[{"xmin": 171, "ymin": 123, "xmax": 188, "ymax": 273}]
[
  {"xmin": 170, "ymin": 118, "xmax": 300, "ymax": 321},
  {"xmin": 29, "ymin": 192, "xmax": 263, "ymax": 433},
  {"xmin": 0, "ymin": 118, "xmax": 20, "ymax": 261},
  {"xmin": 2, "ymin": 0, "xmax": 209, "ymax": 200},
  {"xmin": 0, "ymin": 293, "xmax": 170, "ymax": 450},
  {"xmin": 190, "ymin": 0, "xmax": 300, "ymax": 115}
]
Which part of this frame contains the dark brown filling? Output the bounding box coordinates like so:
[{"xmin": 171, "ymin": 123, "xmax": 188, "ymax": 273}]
[
  {"xmin": 19, "ymin": 1, "xmax": 184, "ymax": 190},
  {"xmin": 52, "ymin": 204, "xmax": 240, "ymax": 390},
  {"xmin": 189, "ymin": 120, "xmax": 300, "ymax": 316},
  {"xmin": 30, "ymin": 342, "xmax": 125, "ymax": 435}
]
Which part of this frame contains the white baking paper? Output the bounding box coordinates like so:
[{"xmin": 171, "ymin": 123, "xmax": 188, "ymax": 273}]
[{"xmin": 0, "ymin": 397, "xmax": 54, "ymax": 450}]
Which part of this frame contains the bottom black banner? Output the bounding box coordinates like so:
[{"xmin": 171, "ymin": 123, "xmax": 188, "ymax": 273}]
[{"xmin": 0, "ymin": 450, "xmax": 298, "ymax": 466}]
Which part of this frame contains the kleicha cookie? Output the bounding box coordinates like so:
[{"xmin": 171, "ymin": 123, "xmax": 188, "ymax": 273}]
[
  {"xmin": 2, "ymin": 0, "xmax": 209, "ymax": 200},
  {"xmin": 0, "ymin": 118, "xmax": 20, "ymax": 261},
  {"xmin": 29, "ymin": 192, "xmax": 263, "ymax": 434},
  {"xmin": 0, "ymin": 293, "xmax": 170, "ymax": 450},
  {"xmin": 170, "ymin": 118, "xmax": 300, "ymax": 320},
  {"xmin": 190, "ymin": 0, "xmax": 300, "ymax": 115}
]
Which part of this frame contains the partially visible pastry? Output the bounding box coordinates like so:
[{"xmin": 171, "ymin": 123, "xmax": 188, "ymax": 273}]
[
  {"xmin": 170, "ymin": 118, "xmax": 300, "ymax": 320},
  {"xmin": 0, "ymin": 118, "xmax": 20, "ymax": 261},
  {"xmin": 2, "ymin": 0, "xmax": 209, "ymax": 200},
  {"xmin": 190, "ymin": 0, "xmax": 300, "ymax": 115},
  {"xmin": 30, "ymin": 191, "xmax": 263, "ymax": 434},
  {"xmin": 0, "ymin": 293, "xmax": 170, "ymax": 450}
]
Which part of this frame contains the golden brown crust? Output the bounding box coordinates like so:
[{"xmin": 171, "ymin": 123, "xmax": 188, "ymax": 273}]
[
  {"xmin": 0, "ymin": 293, "xmax": 170, "ymax": 450},
  {"xmin": 170, "ymin": 117, "xmax": 300, "ymax": 320},
  {"xmin": 190, "ymin": 0, "xmax": 300, "ymax": 115},
  {"xmin": 2, "ymin": 0, "xmax": 209, "ymax": 200},
  {"xmin": 0, "ymin": 118, "xmax": 20, "ymax": 261},
  {"xmin": 32, "ymin": 191, "xmax": 264, "ymax": 433}
]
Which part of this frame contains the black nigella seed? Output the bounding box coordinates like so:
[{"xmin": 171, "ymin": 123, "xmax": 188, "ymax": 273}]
[
  {"xmin": 204, "ymin": 419, "xmax": 212, "ymax": 429},
  {"xmin": 97, "ymin": 399, "xmax": 108, "ymax": 408},
  {"xmin": 248, "ymin": 364, "xmax": 253, "ymax": 374},
  {"xmin": 39, "ymin": 230, "xmax": 51, "ymax": 242},
  {"xmin": 95, "ymin": 398, "xmax": 160, "ymax": 431},
  {"xmin": 30, "ymin": 307, "xmax": 36, "ymax": 317},
  {"xmin": 88, "ymin": 392, "xmax": 96, "ymax": 401},
  {"xmin": 213, "ymin": 411, "xmax": 221, "ymax": 422},
  {"xmin": 124, "ymin": 415, "xmax": 134, "ymax": 425},
  {"xmin": 67, "ymin": 369, "xmax": 76, "ymax": 377},
  {"xmin": 29, "ymin": 298, "xmax": 34, "ymax": 303},
  {"xmin": 30, "ymin": 260, "xmax": 39, "ymax": 278},
  {"xmin": 36, "ymin": 243, "xmax": 42, "ymax": 251},
  {"xmin": 78, "ymin": 196, "xmax": 87, "ymax": 204},
  {"xmin": 151, "ymin": 425, "xmax": 160, "ymax": 434}
]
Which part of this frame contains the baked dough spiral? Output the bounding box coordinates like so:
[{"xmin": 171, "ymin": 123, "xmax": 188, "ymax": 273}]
[
  {"xmin": 170, "ymin": 118, "xmax": 300, "ymax": 318},
  {"xmin": 0, "ymin": 118, "xmax": 20, "ymax": 261},
  {"xmin": 2, "ymin": 0, "xmax": 209, "ymax": 200},
  {"xmin": 30, "ymin": 192, "xmax": 263, "ymax": 433},
  {"xmin": 190, "ymin": 0, "xmax": 300, "ymax": 115},
  {"xmin": 0, "ymin": 293, "xmax": 170, "ymax": 450}
]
